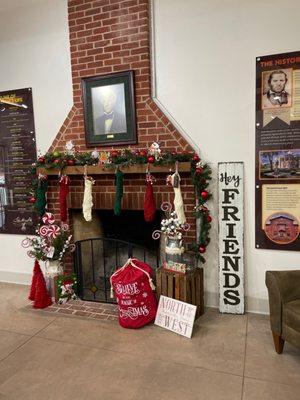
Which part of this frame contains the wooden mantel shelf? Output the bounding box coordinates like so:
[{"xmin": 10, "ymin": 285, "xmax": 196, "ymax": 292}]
[{"xmin": 37, "ymin": 162, "xmax": 191, "ymax": 176}]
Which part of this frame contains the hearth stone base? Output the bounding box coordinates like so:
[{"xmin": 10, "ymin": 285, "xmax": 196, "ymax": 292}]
[{"xmin": 25, "ymin": 299, "xmax": 118, "ymax": 321}]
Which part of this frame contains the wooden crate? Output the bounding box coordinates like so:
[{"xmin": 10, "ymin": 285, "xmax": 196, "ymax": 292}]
[{"xmin": 155, "ymin": 268, "xmax": 204, "ymax": 318}]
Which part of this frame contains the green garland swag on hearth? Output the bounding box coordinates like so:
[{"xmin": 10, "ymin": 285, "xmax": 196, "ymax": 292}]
[{"xmin": 29, "ymin": 149, "xmax": 212, "ymax": 261}]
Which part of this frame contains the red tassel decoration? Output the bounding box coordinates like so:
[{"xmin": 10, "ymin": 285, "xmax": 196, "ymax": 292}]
[
  {"xmin": 33, "ymin": 267, "xmax": 52, "ymax": 309},
  {"xmin": 144, "ymin": 173, "xmax": 156, "ymax": 223},
  {"xmin": 59, "ymin": 175, "xmax": 70, "ymax": 222},
  {"xmin": 28, "ymin": 259, "xmax": 40, "ymax": 301}
]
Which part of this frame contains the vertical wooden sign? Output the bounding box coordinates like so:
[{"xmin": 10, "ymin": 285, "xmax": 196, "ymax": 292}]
[{"xmin": 218, "ymin": 162, "xmax": 244, "ymax": 314}]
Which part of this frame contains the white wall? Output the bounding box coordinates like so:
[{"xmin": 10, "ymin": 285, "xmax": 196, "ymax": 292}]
[
  {"xmin": 152, "ymin": 0, "xmax": 300, "ymax": 313},
  {"xmin": 0, "ymin": 0, "xmax": 72, "ymax": 283}
]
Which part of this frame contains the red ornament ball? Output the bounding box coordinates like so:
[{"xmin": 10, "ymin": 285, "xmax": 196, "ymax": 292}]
[
  {"xmin": 196, "ymin": 167, "xmax": 203, "ymax": 174},
  {"xmin": 54, "ymin": 159, "xmax": 60, "ymax": 164},
  {"xmin": 193, "ymin": 154, "xmax": 200, "ymax": 162},
  {"xmin": 147, "ymin": 155, "xmax": 155, "ymax": 164},
  {"xmin": 111, "ymin": 151, "xmax": 118, "ymax": 158},
  {"xmin": 38, "ymin": 156, "xmax": 45, "ymax": 164},
  {"xmin": 29, "ymin": 196, "xmax": 36, "ymax": 204},
  {"xmin": 207, "ymin": 215, "xmax": 212, "ymax": 223},
  {"xmin": 201, "ymin": 190, "xmax": 209, "ymax": 200},
  {"xmin": 134, "ymin": 150, "xmax": 140, "ymax": 156},
  {"xmin": 198, "ymin": 245, "xmax": 206, "ymax": 254},
  {"xmin": 140, "ymin": 150, "xmax": 147, "ymax": 157},
  {"xmin": 67, "ymin": 159, "xmax": 75, "ymax": 166}
]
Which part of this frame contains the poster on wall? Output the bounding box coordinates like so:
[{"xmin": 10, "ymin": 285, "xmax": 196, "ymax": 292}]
[
  {"xmin": 256, "ymin": 51, "xmax": 300, "ymax": 250},
  {"xmin": 218, "ymin": 162, "xmax": 244, "ymax": 314},
  {"xmin": 0, "ymin": 88, "xmax": 37, "ymax": 234}
]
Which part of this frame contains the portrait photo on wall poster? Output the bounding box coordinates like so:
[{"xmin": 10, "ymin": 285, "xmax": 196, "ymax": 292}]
[
  {"xmin": 82, "ymin": 70, "xmax": 137, "ymax": 147},
  {"xmin": 255, "ymin": 51, "xmax": 300, "ymax": 251}
]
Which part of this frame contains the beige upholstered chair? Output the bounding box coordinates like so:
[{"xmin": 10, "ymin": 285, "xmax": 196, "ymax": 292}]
[{"xmin": 265, "ymin": 270, "xmax": 300, "ymax": 354}]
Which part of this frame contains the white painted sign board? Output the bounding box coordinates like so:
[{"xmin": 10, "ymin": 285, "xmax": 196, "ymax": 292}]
[
  {"xmin": 218, "ymin": 162, "xmax": 244, "ymax": 314},
  {"xmin": 154, "ymin": 295, "xmax": 197, "ymax": 338}
]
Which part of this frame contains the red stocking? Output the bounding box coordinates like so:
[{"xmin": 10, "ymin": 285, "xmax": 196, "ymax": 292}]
[
  {"xmin": 144, "ymin": 175, "xmax": 156, "ymax": 222},
  {"xmin": 28, "ymin": 259, "xmax": 40, "ymax": 301},
  {"xmin": 59, "ymin": 175, "xmax": 70, "ymax": 222},
  {"xmin": 33, "ymin": 268, "xmax": 52, "ymax": 309}
]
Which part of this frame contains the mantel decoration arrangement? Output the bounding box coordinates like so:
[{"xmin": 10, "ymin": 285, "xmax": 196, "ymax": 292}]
[
  {"xmin": 152, "ymin": 202, "xmax": 191, "ymax": 273},
  {"xmin": 22, "ymin": 212, "xmax": 75, "ymax": 308},
  {"xmin": 28, "ymin": 141, "xmax": 212, "ymax": 262}
]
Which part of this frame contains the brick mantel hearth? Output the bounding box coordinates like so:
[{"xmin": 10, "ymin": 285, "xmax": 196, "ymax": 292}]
[
  {"xmin": 46, "ymin": 0, "xmax": 197, "ymax": 273},
  {"xmin": 50, "ymin": 0, "xmax": 194, "ymax": 153}
]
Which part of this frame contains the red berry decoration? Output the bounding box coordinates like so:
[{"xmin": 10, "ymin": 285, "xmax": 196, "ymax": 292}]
[
  {"xmin": 193, "ymin": 154, "xmax": 200, "ymax": 162},
  {"xmin": 196, "ymin": 167, "xmax": 203, "ymax": 174},
  {"xmin": 199, "ymin": 245, "xmax": 206, "ymax": 254},
  {"xmin": 201, "ymin": 190, "xmax": 209, "ymax": 200},
  {"xmin": 67, "ymin": 159, "xmax": 75, "ymax": 166},
  {"xmin": 207, "ymin": 215, "xmax": 212, "ymax": 223},
  {"xmin": 147, "ymin": 155, "xmax": 155, "ymax": 164},
  {"xmin": 38, "ymin": 156, "xmax": 45, "ymax": 164},
  {"xmin": 29, "ymin": 196, "xmax": 36, "ymax": 204}
]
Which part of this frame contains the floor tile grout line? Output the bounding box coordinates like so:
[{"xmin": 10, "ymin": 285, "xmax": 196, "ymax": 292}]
[
  {"xmin": 0, "ymin": 328, "xmax": 32, "ymax": 337},
  {"xmin": 0, "ymin": 318, "xmax": 58, "ymax": 365},
  {"xmin": 243, "ymin": 374, "xmax": 300, "ymax": 388},
  {"xmin": 32, "ymin": 333, "xmax": 245, "ymax": 380},
  {"xmin": 240, "ymin": 313, "xmax": 249, "ymax": 400}
]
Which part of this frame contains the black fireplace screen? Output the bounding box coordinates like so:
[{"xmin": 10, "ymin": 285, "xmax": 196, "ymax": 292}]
[{"xmin": 74, "ymin": 237, "xmax": 159, "ymax": 303}]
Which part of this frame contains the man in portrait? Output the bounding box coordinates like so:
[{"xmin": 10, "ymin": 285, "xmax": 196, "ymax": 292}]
[
  {"xmin": 94, "ymin": 86, "xmax": 127, "ymax": 135},
  {"xmin": 262, "ymin": 69, "xmax": 292, "ymax": 109}
]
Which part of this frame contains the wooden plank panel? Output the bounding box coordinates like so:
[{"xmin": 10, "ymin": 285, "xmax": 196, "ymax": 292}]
[
  {"xmin": 162, "ymin": 271, "xmax": 167, "ymax": 297},
  {"xmin": 38, "ymin": 162, "xmax": 191, "ymax": 176},
  {"xmin": 191, "ymin": 275, "xmax": 196, "ymax": 306},
  {"xmin": 195, "ymin": 272, "xmax": 200, "ymax": 306},
  {"xmin": 218, "ymin": 162, "xmax": 244, "ymax": 314},
  {"xmin": 175, "ymin": 274, "xmax": 180, "ymax": 300},
  {"xmin": 167, "ymin": 274, "xmax": 174, "ymax": 298}
]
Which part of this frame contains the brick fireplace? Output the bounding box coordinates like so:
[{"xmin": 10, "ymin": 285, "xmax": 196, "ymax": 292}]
[{"xmin": 45, "ymin": 0, "xmax": 197, "ymax": 274}]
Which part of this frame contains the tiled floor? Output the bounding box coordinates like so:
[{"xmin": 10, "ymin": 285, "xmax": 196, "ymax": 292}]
[{"xmin": 0, "ymin": 283, "xmax": 300, "ymax": 400}]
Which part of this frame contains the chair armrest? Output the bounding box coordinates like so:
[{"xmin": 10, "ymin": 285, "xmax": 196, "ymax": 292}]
[{"xmin": 265, "ymin": 270, "xmax": 300, "ymax": 335}]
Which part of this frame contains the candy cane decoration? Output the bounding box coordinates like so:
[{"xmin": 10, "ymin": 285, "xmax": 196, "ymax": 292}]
[
  {"xmin": 39, "ymin": 225, "xmax": 50, "ymax": 237},
  {"xmin": 47, "ymin": 225, "xmax": 61, "ymax": 239},
  {"xmin": 42, "ymin": 212, "xmax": 55, "ymax": 225}
]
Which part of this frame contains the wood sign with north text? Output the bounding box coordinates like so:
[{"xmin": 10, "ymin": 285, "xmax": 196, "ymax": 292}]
[{"xmin": 154, "ymin": 295, "xmax": 196, "ymax": 338}]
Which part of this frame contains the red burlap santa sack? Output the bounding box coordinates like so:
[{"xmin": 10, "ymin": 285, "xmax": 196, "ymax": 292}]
[{"xmin": 110, "ymin": 258, "xmax": 157, "ymax": 329}]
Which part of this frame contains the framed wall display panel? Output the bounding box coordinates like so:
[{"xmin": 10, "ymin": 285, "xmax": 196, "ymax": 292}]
[
  {"xmin": 256, "ymin": 51, "xmax": 300, "ymax": 251},
  {"xmin": 82, "ymin": 70, "xmax": 137, "ymax": 147}
]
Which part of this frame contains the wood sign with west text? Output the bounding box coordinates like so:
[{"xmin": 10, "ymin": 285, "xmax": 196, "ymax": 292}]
[{"xmin": 154, "ymin": 295, "xmax": 197, "ymax": 338}]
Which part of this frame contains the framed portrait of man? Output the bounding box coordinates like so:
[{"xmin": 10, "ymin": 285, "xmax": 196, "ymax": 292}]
[
  {"xmin": 261, "ymin": 68, "xmax": 293, "ymax": 110},
  {"xmin": 82, "ymin": 70, "xmax": 137, "ymax": 147}
]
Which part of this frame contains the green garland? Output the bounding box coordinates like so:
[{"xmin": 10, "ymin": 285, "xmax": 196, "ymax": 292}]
[{"xmin": 31, "ymin": 149, "xmax": 212, "ymax": 262}]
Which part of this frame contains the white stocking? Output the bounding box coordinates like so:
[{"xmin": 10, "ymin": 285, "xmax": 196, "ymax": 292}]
[
  {"xmin": 82, "ymin": 177, "xmax": 94, "ymax": 222},
  {"xmin": 171, "ymin": 172, "xmax": 186, "ymax": 225}
]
